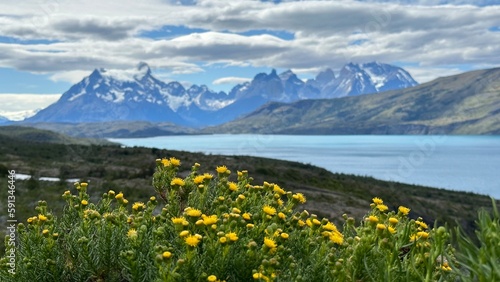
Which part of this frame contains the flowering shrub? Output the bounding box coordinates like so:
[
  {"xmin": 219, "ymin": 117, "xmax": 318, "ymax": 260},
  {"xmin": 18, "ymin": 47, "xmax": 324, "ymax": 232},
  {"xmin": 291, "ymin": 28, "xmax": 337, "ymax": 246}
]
[{"xmin": 0, "ymin": 158, "xmax": 497, "ymax": 281}]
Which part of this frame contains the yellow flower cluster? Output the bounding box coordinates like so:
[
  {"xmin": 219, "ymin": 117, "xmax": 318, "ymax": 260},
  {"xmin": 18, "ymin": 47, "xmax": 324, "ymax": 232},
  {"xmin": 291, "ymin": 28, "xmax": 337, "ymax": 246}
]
[{"xmin": 20, "ymin": 158, "xmax": 455, "ymax": 282}]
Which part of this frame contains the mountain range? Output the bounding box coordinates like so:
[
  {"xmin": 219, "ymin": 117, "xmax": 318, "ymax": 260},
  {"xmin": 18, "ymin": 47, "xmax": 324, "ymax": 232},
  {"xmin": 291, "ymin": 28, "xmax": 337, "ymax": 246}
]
[
  {"xmin": 207, "ymin": 67, "xmax": 500, "ymax": 135},
  {"xmin": 24, "ymin": 62, "xmax": 417, "ymax": 127}
]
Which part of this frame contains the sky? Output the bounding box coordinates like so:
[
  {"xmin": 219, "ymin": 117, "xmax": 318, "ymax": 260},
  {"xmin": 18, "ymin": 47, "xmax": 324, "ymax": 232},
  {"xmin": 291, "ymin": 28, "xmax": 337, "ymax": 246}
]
[{"xmin": 0, "ymin": 0, "xmax": 499, "ymax": 120}]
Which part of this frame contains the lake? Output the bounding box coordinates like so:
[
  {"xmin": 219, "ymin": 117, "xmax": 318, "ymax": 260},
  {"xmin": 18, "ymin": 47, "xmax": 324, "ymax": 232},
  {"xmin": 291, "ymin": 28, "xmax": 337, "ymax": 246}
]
[{"xmin": 109, "ymin": 135, "xmax": 500, "ymax": 199}]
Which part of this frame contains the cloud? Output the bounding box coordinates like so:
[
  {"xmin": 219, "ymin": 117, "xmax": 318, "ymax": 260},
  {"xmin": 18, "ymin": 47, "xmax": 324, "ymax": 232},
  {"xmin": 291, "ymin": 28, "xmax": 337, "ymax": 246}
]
[
  {"xmin": 0, "ymin": 0, "xmax": 498, "ymax": 84},
  {"xmin": 49, "ymin": 70, "xmax": 95, "ymax": 84},
  {"xmin": 0, "ymin": 94, "xmax": 61, "ymax": 120},
  {"xmin": 404, "ymin": 66, "xmax": 465, "ymax": 84},
  {"xmin": 213, "ymin": 76, "xmax": 251, "ymax": 85}
]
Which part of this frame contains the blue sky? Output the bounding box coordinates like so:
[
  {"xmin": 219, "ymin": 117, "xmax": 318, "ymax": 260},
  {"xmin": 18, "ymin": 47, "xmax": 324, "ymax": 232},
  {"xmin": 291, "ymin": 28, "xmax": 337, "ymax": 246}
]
[{"xmin": 0, "ymin": 0, "xmax": 499, "ymax": 119}]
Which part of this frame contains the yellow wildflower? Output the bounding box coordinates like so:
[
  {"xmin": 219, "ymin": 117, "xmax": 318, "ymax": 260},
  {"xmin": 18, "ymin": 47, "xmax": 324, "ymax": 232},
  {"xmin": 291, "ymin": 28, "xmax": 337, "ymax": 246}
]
[
  {"xmin": 226, "ymin": 232, "xmax": 238, "ymax": 242},
  {"xmin": 162, "ymin": 251, "xmax": 172, "ymax": 259},
  {"xmin": 264, "ymin": 237, "xmax": 277, "ymax": 249},
  {"xmin": 389, "ymin": 217, "xmax": 399, "ymax": 225},
  {"xmin": 253, "ymin": 273, "xmax": 265, "ymax": 280},
  {"xmin": 367, "ymin": 215, "xmax": 379, "ymax": 223},
  {"xmin": 376, "ymin": 204, "xmax": 389, "ymax": 212},
  {"xmin": 185, "ymin": 207, "xmax": 202, "ymax": 217},
  {"xmin": 228, "ymin": 182, "xmax": 238, "ymax": 192},
  {"xmin": 169, "ymin": 157, "xmax": 180, "ymax": 166},
  {"xmin": 219, "ymin": 237, "xmax": 227, "ymax": 244},
  {"xmin": 417, "ymin": 231, "xmax": 430, "ymax": 239},
  {"xmin": 207, "ymin": 275, "xmax": 217, "ymax": 282},
  {"xmin": 127, "ymin": 229, "xmax": 138, "ymax": 239},
  {"xmin": 172, "ymin": 216, "xmax": 188, "ymax": 225},
  {"xmin": 242, "ymin": 213, "xmax": 252, "ymax": 220},
  {"xmin": 441, "ymin": 262, "xmax": 452, "ymax": 271},
  {"xmin": 179, "ymin": 230, "xmax": 190, "ymax": 237},
  {"xmin": 246, "ymin": 224, "xmax": 254, "ymax": 229},
  {"xmin": 194, "ymin": 175, "xmax": 205, "ymax": 184},
  {"xmin": 38, "ymin": 214, "xmax": 48, "ymax": 222},
  {"xmin": 280, "ymin": 233, "xmax": 289, "ymax": 239},
  {"xmin": 372, "ymin": 197, "xmax": 384, "ymax": 205},
  {"xmin": 161, "ymin": 158, "xmax": 170, "ymax": 167},
  {"xmin": 115, "ymin": 192, "xmax": 124, "ymax": 200},
  {"xmin": 171, "ymin": 178, "xmax": 185, "ymax": 187},
  {"xmin": 292, "ymin": 193, "xmax": 306, "ymax": 203},
  {"xmin": 312, "ymin": 219, "xmax": 321, "ymax": 226},
  {"xmin": 42, "ymin": 229, "xmax": 49, "ymax": 236},
  {"xmin": 80, "ymin": 182, "xmax": 88, "ymax": 188},
  {"xmin": 322, "ymin": 222, "xmax": 339, "ymax": 232},
  {"xmin": 276, "ymin": 198, "xmax": 284, "ymax": 206},
  {"xmin": 263, "ymin": 205, "xmax": 276, "ymax": 216},
  {"xmin": 202, "ymin": 214, "xmax": 218, "ymax": 225},
  {"xmin": 388, "ymin": 226, "xmax": 396, "ymax": 234},
  {"xmin": 132, "ymin": 202, "xmax": 145, "ymax": 211},
  {"xmin": 185, "ymin": 235, "xmax": 201, "ymax": 247},
  {"xmin": 376, "ymin": 223, "xmax": 386, "ymax": 230},
  {"xmin": 298, "ymin": 220, "xmax": 305, "ymax": 227},
  {"xmin": 329, "ymin": 232, "xmax": 344, "ymax": 245},
  {"xmin": 306, "ymin": 219, "xmax": 313, "ymax": 227},
  {"xmin": 81, "ymin": 200, "xmax": 88, "ymax": 206},
  {"xmin": 273, "ymin": 184, "xmax": 286, "ymax": 195},
  {"xmin": 416, "ymin": 220, "xmax": 428, "ymax": 230},
  {"xmin": 203, "ymin": 173, "xmax": 214, "ymax": 180},
  {"xmin": 278, "ymin": 212, "xmax": 286, "ymax": 220},
  {"xmin": 398, "ymin": 206, "xmax": 410, "ymax": 216},
  {"xmin": 216, "ymin": 165, "xmax": 228, "ymax": 174}
]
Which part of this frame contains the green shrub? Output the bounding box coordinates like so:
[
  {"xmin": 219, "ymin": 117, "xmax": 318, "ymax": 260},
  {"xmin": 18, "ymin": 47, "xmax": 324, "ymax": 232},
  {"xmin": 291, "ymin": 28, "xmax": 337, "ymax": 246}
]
[{"xmin": 0, "ymin": 158, "xmax": 496, "ymax": 281}]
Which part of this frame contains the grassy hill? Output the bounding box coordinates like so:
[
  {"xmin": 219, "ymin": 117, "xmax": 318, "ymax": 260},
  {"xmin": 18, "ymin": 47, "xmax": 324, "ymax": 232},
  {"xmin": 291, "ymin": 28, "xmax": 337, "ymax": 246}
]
[
  {"xmin": 0, "ymin": 127, "xmax": 497, "ymax": 249},
  {"xmin": 0, "ymin": 125, "xmax": 115, "ymax": 145},
  {"xmin": 15, "ymin": 120, "xmax": 195, "ymax": 138},
  {"xmin": 206, "ymin": 68, "xmax": 500, "ymax": 134}
]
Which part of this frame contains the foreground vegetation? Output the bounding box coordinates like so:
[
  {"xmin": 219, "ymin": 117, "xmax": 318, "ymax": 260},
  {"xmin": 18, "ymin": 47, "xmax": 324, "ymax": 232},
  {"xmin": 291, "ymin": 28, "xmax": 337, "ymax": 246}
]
[
  {"xmin": 1, "ymin": 158, "xmax": 499, "ymax": 281},
  {"xmin": 1, "ymin": 127, "xmax": 497, "ymax": 240}
]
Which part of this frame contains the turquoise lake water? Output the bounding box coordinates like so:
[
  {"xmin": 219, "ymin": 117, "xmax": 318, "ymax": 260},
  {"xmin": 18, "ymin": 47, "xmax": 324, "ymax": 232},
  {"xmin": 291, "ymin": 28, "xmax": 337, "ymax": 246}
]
[{"xmin": 109, "ymin": 135, "xmax": 500, "ymax": 199}]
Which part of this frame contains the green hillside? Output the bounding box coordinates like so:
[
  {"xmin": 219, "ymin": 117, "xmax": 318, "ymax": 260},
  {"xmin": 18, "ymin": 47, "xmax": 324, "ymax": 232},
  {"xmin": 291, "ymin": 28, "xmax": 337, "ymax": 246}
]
[
  {"xmin": 207, "ymin": 68, "xmax": 500, "ymax": 134},
  {"xmin": 0, "ymin": 126, "xmax": 115, "ymax": 145},
  {"xmin": 16, "ymin": 121, "xmax": 195, "ymax": 138}
]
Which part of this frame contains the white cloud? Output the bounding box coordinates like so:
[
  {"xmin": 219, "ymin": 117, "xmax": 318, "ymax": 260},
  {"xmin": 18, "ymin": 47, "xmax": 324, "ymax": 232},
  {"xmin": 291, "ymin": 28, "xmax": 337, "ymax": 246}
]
[
  {"xmin": 50, "ymin": 70, "xmax": 93, "ymax": 84},
  {"xmin": 213, "ymin": 77, "xmax": 251, "ymax": 85},
  {"xmin": 404, "ymin": 66, "xmax": 465, "ymax": 84},
  {"xmin": 0, "ymin": 94, "xmax": 61, "ymax": 120},
  {"xmin": 0, "ymin": 0, "xmax": 498, "ymax": 85}
]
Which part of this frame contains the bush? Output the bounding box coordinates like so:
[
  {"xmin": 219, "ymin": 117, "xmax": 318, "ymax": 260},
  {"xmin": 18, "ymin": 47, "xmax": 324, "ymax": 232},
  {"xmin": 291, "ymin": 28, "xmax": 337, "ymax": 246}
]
[{"xmin": 0, "ymin": 158, "xmax": 496, "ymax": 281}]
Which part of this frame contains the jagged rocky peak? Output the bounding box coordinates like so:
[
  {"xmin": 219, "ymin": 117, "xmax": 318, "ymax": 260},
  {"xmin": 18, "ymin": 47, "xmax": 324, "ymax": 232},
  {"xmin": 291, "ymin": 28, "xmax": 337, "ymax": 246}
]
[
  {"xmin": 315, "ymin": 68, "xmax": 335, "ymax": 85},
  {"xmin": 135, "ymin": 61, "xmax": 152, "ymax": 80},
  {"xmin": 279, "ymin": 69, "xmax": 296, "ymax": 80}
]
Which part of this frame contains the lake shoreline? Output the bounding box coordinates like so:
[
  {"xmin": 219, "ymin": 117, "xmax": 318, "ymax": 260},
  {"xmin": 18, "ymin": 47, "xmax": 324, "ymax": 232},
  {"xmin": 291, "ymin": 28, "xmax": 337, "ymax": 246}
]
[{"xmin": 109, "ymin": 134, "xmax": 500, "ymax": 199}]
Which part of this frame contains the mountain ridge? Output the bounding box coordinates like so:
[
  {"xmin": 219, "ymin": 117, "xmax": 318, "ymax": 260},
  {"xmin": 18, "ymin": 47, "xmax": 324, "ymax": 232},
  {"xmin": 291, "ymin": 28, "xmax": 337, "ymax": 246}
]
[
  {"xmin": 205, "ymin": 67, "xmax": 500, "ymax": 135},
  {"xmin": 24, "ymin": 62, "xmax": 417, "ymax": 127}
]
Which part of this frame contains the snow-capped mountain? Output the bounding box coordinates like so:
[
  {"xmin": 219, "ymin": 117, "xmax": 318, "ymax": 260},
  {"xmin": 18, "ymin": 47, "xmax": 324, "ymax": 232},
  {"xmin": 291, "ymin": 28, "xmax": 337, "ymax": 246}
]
[
  {"xmin": 26, "ymin": 63, "xmax": 233, "ymax": 126},
  {"xmin": 0, "ymin": 115, "xmax": 11, "ymax": 124},
  {"xmin": 307, "ymin": 62, "xmax": 418, "ymax": 98},
  {"xmin": 26, "ymin": 61, "xmax": 418, "ymax": 127}
]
